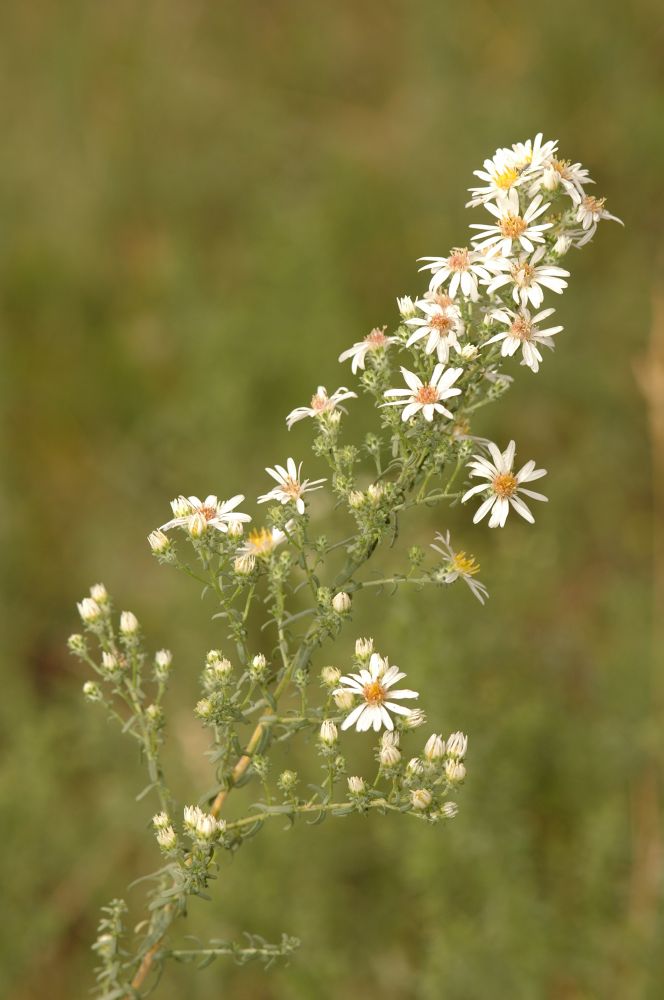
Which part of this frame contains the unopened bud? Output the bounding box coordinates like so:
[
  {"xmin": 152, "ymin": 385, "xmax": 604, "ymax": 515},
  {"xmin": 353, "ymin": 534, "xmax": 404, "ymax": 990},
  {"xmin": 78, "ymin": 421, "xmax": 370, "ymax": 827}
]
[
  {"xmin": 347, "ymin": 775, "xmax": 365, "ymax": 795},
  {"xmin": 397, "ymin": 295, "xmax": 417, "ymax": 318},
  {"xmin": 442, "ymin": 802, "xmax": 458, "ymax": 818},
  {"xmin": 156, "ymin": 825, "xmax": 178, "ymax": 851},
  {"xmin": 67, "ymin": 634, "xmax": 87, "ymax": 655},
  {"xmin": 332, "ymin": 592, "xmax": 351, "ymax": 614},
  {"xmin": 234, "ymin": 553, "xmax": 256, "ymax": 575},
  {"xmin": 446, "ymin": 731, "xmax": 468, "ymax": 759},
  {"xmin": 411, "ymin": 788, "xmax": 432, "ymax": 810},
  {"xmin": 188, "ymin": 512, "xmax": 207, "ymax": 539},
  {"xmin": 407, "ymin": 757, "xmax": 424, "ymax": 776},
  {"xmin": 78, "ymin": 598, "xmax": 102, "ymax": 624},
  {"xmin": 333, "ymin": 689, "xmax": 355, "ymax": 711},
  {"xmin": 445, "ymin": 759, "xmax": 466, "ymax": 783},
  {"xmin": 348, "ymin": 490, "xmax": 365, "ymax": 509},
  {"xmin": 367, "ymin": 483, "xmax": 384, "ymax": 504},
  {"xmin": 424, "ymin": 733, "xmax": 446, "ymax": 762},
  {"xmin": 227, "ymin": 519, "xmax": 244, "ymax": 538},
  {"xmin": 355, "ymin": 637, "xmax": 374, "ymax": 660},
  {"xmin": 278, "ymin": 769, "xmax": 298, "ymax": 793},
  {"xmin": 148, "ymin": 529, "xmax": 171, "ymax": 554},
  {"xmin": 249, "ymin": 653, "xmax": 268, "ymax": 682},
  {"xmin": 319, "ymin": 720, "xmax": 338, "ymax": 746},
  {"xmin": 403, "ymin": 709, "xmax": 426, "ymax": 730},
  {"xmin": 90, "ymin": 583, "xmax": 109, "ymax": 605},
  {"xmin": 83, "ymin": 681, "xmax": 103, "ymax": 702},
  {"xmin": 321, "ymin": 665, "xmax": 341, "ymax": 688},
  {"xmin": 554, "ymin": 234, "xmax": 572, "ymax": 255},
  {"xmin": 119, "ymin": 611, "xmax": 139, "ymax": 636}
]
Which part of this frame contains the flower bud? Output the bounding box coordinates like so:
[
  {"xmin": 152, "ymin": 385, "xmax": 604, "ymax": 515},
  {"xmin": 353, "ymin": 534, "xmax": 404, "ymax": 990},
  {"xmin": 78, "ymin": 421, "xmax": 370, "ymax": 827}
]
[
  {"xmin": 407, "ymin": 757, "xmax": 424, "ymax": 776},
  {"xmin": 354, "ymin": 637, "xmax": 374, "ymax": 660},
  {"xmin": 249, "ymin": 653, "xmax": 268, "ymax": 682},
  {"xmin": 156, "ymin": 825, "xmax": 178, "ymax": 851},
  {"xmin": 119, "ymin": 611, "xmax": 139, "ymax": 636},
  {"xmin": 402, "ymin": 709, "xmax": 426, "ymax": 730},
  {"xmin": 411, "ymin": 788, "xmax": 432, "ymax": 811},
  {"xmin": 321, "ymin": 665, "xmax": 341, "ymax": 688},
  {"xmin": 148, "ymin": 529, "xmax": 171, "ymax": 555},
  {"xmin": 424, "ymin": 733, "xmax": 446, "ymax": 762},
  {"xmin": 153, "ymin": 811, "xmax": 170, "ymax": 830},
  {"xmin": 234, "ymin": 553, "xmax": 256, "ymax": 575},
  {"xmin": 347, "ymin": 776, "xmax": 365, "ymax": 795},
  {"xmin": 278, "ymin": 769, "xmax": 298, "ymax": 793},
  {"xmin": 171, "ymin": 496, "xmax": 191, "ymax": 518},
  {"xmin": 226, "ymin": 519, "xmax": 244, "ymax": 538},
  {"xmin": 83, "ymin": 680, "xmax": 103, "ymax": 702},
  {"xmin": 89, "ymin": 583, "xmax": 109, "ymax": 605},
  {"xmin": 446, "ymin": 731, "xmax": 468, "ymax": 759},
  {"xmin": 145, "ymin": 704, "xmax": 163, "ymax": 727},
  {"xmin": 195, "ymin": 697, "xmax": 214, "ymax": 720},
  {"xmin": 154, "ymin": 649, "xmax": 173, "ymax": 680},
  {"xmin": 379, "ymin": 733, "xmax": 401, "ymax": 767},
  {"xmin": 332, "ymin": 592, "xmax": 352, "ymax": 614},
  {"xmin": 67, "ymin": 634, "xmax": 87, "ymax": 656},
  {"xmin": 78, "ymin": 598, "xmax": 102, "ymax": 624},
  {"xmin": 554, "ymin": 234, "xmax": 572, "ymax": 255},
  {"xmin": 367, "ymin": 483, "xmax": 384, "ymax": 504},
  {"xmin": 188, "ymin": 512, "xmax": 207, "ymax": 539},
  {"xmin": 319, "ymin": 720, "xmax": 338, "ymax": 746},
  {"xmin": 445, "ymin": 759, "xmax": 467, "ymax": 783},
  {"xmin": 348, "ymin": 490, "xmax": 365, "ymax": 509},
  {"xmin": 459, "ymin": 343, "xmax": 479, "ymax": 361},
  {"xmin": 397, "ymin": 295, "xmax": 417, "ymax": 318},
  {"xmin": 333, "ymin": 689, "xmax": 355, "ymax": 711},
  {"xmin": 442, "ymin": 802, "xmax": 458, "ymax": 818},
  {"xmin": 101, "ymin": 652, "xmax": 119, "ymax": 677}
]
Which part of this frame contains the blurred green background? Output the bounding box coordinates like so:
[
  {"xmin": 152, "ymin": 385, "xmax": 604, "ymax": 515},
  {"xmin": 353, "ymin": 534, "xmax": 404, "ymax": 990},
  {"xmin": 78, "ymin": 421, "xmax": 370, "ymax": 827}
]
[{"xmin": 2, "ymin": 1, "xmax": 662, "ymax": 997}]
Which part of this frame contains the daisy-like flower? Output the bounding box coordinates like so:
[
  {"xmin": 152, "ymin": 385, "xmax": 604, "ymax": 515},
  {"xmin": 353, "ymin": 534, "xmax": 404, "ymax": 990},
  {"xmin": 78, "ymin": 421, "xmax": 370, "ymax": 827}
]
[
  {"xmin": 405, "ymin": 296, "xmax": 465, "ymax": 363},
  {"xmin": 466, "ymin": 146, "xmax": 527, "ymax": 207},
  {"xmin": 238, "ymin": 524, "xmax": 290, "ymax": 558},
  {"xmin": 462, "ymin": 440, "xmax": 547, "ymax": 528},
  {"xmin": 418, "ymin": 247, "xmax": 493, "ymax": 301},
  {"xmin": 575, "ymin": 194, "xmax": 623, "ymax": 232},
  {"xmin": 534, "ymin": 158, "xmax": 592, "ymax": 204},
  {"xmin": 470, "ymin": 189, "xmax": 552, "ymax": 257},
  {"xmin": 430, "ymin": 530, "xmax": 489, "ymax": 604},
  {"xmin": 383, "ymin": 364, "xmax": 463, "ymax": 422},
  {"xmin": 286, "ymin": 385, "xmax": 357, "ymax": 430},
  {"xmin": 257, "ymin": 458, "xmax": 326, "ymax": 515},
  {"xmin": 484, "ymin": 248, "xmax": 570, "ymax": 309},
  {"xmin": 160, "ymin": 495, "xmax": 251, "ymax": 534},
  {"xmin": 510, "ymin": 133, "xmax": 559, "ymax": 173},
  {"xmin": 485, "ymin": 306, "xmax": 563, "ymax": 373},
  {"xmin": 338, "ymin": 327, "xmax": 398, "ymax": 375},
  {"xmin": 335, "ymin": 652, "xmax": 419, "ymax": 732}
]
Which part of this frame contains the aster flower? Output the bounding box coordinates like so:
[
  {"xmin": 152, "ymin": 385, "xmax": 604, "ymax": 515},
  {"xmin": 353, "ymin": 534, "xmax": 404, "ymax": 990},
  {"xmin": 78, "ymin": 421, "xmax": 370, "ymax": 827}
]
[
  {"xmin": 338, "ymin": 327, "xmax": 398, "ymax": 375},
  {"xmin": 430, "ymin": 530, "xmax": 489, "ymax": 604},
  {"xmin": 383, "ymin": 364, "xmax": 463, "ymax": 422},
  {"xmin": 485, "ymin": 306, "xmax": 563, "ymax": 373},
  {"xmin": 160, "ymin": 495, "xmax": 251, "ymax": 535},
  {"xmin": 405, "ymin": 296, "xmax": 465, "ymax": 363},
  {"xmin": 462, "ymin": 440, "xmax": 548, "ymax": 528},
  {"xmin": 257, "ymin": 458, "xmax": 326, "ymax": 515},
  {"xmin": 238, "ymin": 524, "xmax": 290, "ymax": 558},
  {"xmin": 418, "ymin": 247, "xmax": 493, "ymax": 301},
  {"xmin": 470, "ymin": 189, "xmax": 552, "ymax": 257},
  {"xmin": 533, "ymin": 158, "xmax": 592, "ymax": 203},
  {"xmin": 510, "ymin": 133, "xmax": 559, "ymax": 173},
  {"xmin": 286, "ymin": 385, "xmax": 357, "ymax": 430},
  {"xmin": 484, "ymin": 248, "xmax": 570, "ymax": 309},
  {"xmin": 575, "ymin": 194, "xmax": 623, "ymax": 234},
  {"xmin": 335, "ymin": 652, "xmax": 419, "ymax": 733},
  {"xmin": 466, "ymin": 146, "xmax": 529, "ymax": 207}
]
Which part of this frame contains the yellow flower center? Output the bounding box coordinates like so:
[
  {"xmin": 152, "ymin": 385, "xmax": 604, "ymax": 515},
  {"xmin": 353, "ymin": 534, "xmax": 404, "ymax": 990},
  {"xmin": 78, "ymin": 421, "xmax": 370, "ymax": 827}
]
[
  {"xmin": 248, "ymin": 528, "xmax": 276, "ymax": 555},
  {"xmin": 415, "ymin": 385, "xmax": 439, "ymax": 405},
  {"xmin": 448, "ymin": 248, "xmax": 470, "ymax": 272},
  {"xmin": 494, "ymin": 166, "xmax": 520, "ymax": 189},
  {"xmin": 492, "ymin": 472, "xmax": 518, "ymax": 498},
  {"xmin": 511, "ymin": 261, "xmax": 534, "ymax": 287},
  {"xmin": 452, "ymin": 552, "xmax": 480, "ymax": 576},
  {"xmin": 552, "ymin": 158, "xmax": 571, "ymax": 177},
  {"xmin": 363, "ymin": 680, "xmax": 387, "ymax": 705},
  {"xmin": 510, "ymin": 316, "xmax": 533, "ymax": 341},
  {"xmin": 500, "ymin": 214, "xmax": 528, "ymax": 238},
  {"xmin": 429, "ymin": 312, "xmax": 454, "ymax": 333}
]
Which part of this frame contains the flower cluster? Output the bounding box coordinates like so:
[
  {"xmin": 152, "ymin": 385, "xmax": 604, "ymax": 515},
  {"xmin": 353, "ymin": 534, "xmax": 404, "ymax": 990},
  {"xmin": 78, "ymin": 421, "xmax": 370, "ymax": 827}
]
[{"xmin": 71, "ymin": 134, "xmax": 619, "ymax": 996}]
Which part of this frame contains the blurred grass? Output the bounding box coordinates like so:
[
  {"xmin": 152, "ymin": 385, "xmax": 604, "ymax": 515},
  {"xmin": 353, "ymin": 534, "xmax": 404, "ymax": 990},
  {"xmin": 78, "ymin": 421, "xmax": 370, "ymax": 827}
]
[{"xmin": 1, "ymin": 1, "xmax": 663, "ymax": 997}]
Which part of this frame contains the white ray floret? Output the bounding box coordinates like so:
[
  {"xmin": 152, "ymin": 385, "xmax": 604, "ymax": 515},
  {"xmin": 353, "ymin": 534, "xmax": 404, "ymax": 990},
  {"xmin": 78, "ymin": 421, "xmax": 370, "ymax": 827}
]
[
  {"xmin": 258, "ymin": 458, "xmax": 326, "ymax": 515},
  {"xmin": 383, "ymin": 364, "xmax": 463, "ymax": 422},
  {"xmin": 338, "ymin": 327, "xmax": 398, "ymax": 374},
  {"xmin": 286, "ymin": 385, "xmax": 357, "ymax": 430},
  {"xmin": 160, "ymin": 495, "xmax": 251, "ymax": 534},
  {"xmin": 532, "ymin": 158, "xmax": 593, "ymax": 204},
  {"xmin": 510, "ymin": 133, "xmax": 559, "ymax": 173},
  {"xmin": 484, "ymin": 248, "xmax": 570, "ymax": 309},
  {"xmin": 335, "ymin": 652, "xmax": 419, "ymax": 733},
  {"xmin": 238, "ymin": 524, "xmax": 291, "ymax": 558},
  {"xmin": 575, "ymin": 195, "xmax": 623, "ymax": 235},
  {"xmin": 470, "ymin": 189, "xmax": 552, "ymax": 257},
  {"xmin": 418, "ymin": 247, "xmax": 492, "ymax": 301},
  {"xmin": 405, "ymin": 296, "xmax": 465, "ymax": 363},
  {"xmin": 462, "ymin": 440, "xmax": 548, "ymax": 528},
  {"xmin": 485, "ymin": 306, "xmax": 563, "ymax": 373},
  {"xmin": 466, "ymin": 146, "xmax": 527, "ymax": 207}
]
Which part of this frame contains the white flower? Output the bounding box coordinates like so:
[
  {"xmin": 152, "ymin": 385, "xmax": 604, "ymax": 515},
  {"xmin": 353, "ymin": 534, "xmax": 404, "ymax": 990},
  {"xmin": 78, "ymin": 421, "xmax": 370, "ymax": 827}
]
[
  {"xmin": 238, "ymin": 524, "xmax": 290, "ymax": 558},
  {"xmin": 383, "ymin": 364, "xmax": 463, "ymax": 422},
  {"xmin": 335, "ymin": 652, "xmax": 418, "ymax": 733},
  {"xmin": 470, "ymin": 189, "xmax": 552, "ymax": 257},
  {"xmin": 152, "ymin": 811, "xmax": 171, "ymax": 830},
  {"xmin": 147, "ymin": 529, "xmax": 171, "ymax": 554},
  {"xmin": 257, "ymin": 458, "xmax": 326, "ymax": 515},
  {"xmin": 77, "ymin": 598, "xmax": 102, "ymax": 624},
  {"xmin": 338, "ymin": 328, "xmax": 398, "ymax": 375},
  {"xmin": 534, "ymin": 158, "xmax": 592, "ymax": 203},
  {"xmin": 332, "ymin": 591, "xmax": 352, "ymax": 614},
  {"xmin": 119, "ymin": 611, "xmax": 139, "ymax": 635},
  {"xmin": 575, "ymin": 194, "xmax": 623, "ymax": 232},
  {"xmin": 485, "ymin": 306, "xmax": 563, "ymax": 373},
  {"xmin": 156, "ymin": 825, "xmax": 177, "ymax": 851},
  {"xmin": 321, "ymin": 665, "xmax": 342, "ymax": 688},
  {"xmin": 347, "ymin": 776, "xmax": 366, "ymax": 794},
  {"xmin": 430, "ymin": 531, "xmax": 488, "ymax": 604},
  {"xmin": 462, "ymin": 440, "xmax": 548, "ymax": 528},
  {"xmin": 355, "ymin": 637, "xmax": 374, "ymax": 660},
  {"xmin": 286, "ymin": 385, "xmax": 357, "ymax": 429},
  {"xmin": 466, "ymin": 146, "xmax": 529, "ymax": 207},
  {"xmin": 484, "ymin": 248, "xmax": 569, "ymax": 309},
  {"xmin": 403, "ymin": 708, "xmax": 426, "ymax": 729},
  {"xmin": 183, "ymin": 805, "xmax": 219, "ymax": 842},
  {"xmin": 234, "ymin": 553, "xmax": 256, "ymax": 575},
  {"xmin": 418, "ymin": 247, "xmax": 492, "ymax": 301},
  {"xmin": 90, "ymin": 583, "xmax": 108, "ymax": 604},
  {"xmin": 319, "ymin": 720, "xmax": 338, "ymax": 746},
  {"xmin": 510, "ymin": 133, "xmax": 559, "ymax": 173},
  {"xmin": 397, "ymin": 296, "xmax": 417, "ymax": 318},
  {"xmin": 445, "ymin": 759, "xmax": 466, "ymax": 783},
  {"xmin": 379, "ymin": 731, "xmax": 401, "ymax": 767},
  {"xmin": 161, "ymin": 494, "xmax": 251, "ymax": 534},
  {"xmin": 406, "ymin": 296, "xmax": 464, "ymax": 363}
]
